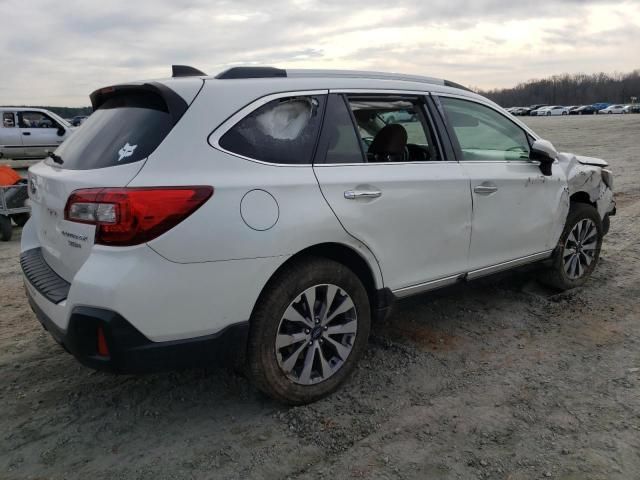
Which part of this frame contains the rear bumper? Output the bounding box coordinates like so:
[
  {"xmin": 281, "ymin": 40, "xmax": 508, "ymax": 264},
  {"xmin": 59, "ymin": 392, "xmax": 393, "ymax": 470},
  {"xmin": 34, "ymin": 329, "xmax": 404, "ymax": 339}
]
[{"xmin": 25, "ymin": 287, "xmax": 249, "ymax": 373}]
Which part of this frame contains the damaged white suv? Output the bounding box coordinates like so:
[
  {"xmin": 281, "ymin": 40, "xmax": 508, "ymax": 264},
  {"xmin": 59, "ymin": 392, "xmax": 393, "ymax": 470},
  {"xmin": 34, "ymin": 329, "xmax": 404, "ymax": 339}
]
[{"xmin": 21, "ymin": 66, "xmax": 615, "ymax": 404}]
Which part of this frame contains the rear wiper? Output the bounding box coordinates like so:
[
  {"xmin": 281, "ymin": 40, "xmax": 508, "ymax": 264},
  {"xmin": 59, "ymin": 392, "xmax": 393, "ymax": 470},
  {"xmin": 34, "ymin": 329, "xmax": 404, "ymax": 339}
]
[{"xmin": 47, "ymin": 151, "xmax": 64, "ymax": 165}]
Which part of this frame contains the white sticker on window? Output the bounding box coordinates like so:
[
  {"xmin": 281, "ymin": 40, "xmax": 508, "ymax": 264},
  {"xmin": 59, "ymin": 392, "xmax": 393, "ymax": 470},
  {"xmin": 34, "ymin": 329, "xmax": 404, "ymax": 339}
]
[{"xmin": 118, "ymin": 142, "xmax": 138, "ymax": 162}]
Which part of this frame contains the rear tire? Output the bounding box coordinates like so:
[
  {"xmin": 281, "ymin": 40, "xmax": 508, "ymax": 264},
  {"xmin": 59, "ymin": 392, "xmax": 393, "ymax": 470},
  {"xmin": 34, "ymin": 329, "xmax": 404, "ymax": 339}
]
[
  {"xmin": 540, "ymin": 203, "xmax": 603, "ymax": 290},
  {"xmin": 0, "ymin": 215, "xmax": 12, "ymax": 241},
  {"xmin": 248, "ymin": 257, "xmax": 371, "ymax": 405}
]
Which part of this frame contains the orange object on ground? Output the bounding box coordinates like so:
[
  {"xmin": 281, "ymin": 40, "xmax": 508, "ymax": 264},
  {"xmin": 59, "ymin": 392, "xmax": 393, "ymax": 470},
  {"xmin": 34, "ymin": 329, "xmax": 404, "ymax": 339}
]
[{"xmin": 0, "ymin": 165, "xmax": 22, "ymax": 186}]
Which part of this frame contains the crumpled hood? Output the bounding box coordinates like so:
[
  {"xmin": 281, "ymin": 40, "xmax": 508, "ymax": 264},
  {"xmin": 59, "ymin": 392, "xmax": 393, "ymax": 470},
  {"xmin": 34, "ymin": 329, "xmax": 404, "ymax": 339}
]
[
  {"xmin": 573, "ymin": 155, "xmax": 608, "ymax": 168},
  {"xmin": 557, "ymin": 152, "xmax": 608, "ymax": 168}
]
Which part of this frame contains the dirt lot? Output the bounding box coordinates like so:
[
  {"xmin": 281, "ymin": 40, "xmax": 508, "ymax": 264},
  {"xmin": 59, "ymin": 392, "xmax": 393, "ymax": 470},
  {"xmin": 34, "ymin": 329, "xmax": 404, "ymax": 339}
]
[{"xmin": 1, "ymin": 115, "xmax": 639, "ymax": 479}]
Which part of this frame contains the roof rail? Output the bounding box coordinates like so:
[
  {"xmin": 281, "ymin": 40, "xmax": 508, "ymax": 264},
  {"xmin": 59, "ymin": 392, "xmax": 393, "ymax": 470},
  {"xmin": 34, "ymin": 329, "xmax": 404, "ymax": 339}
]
[
  {"xmin": 172, "ymin": 65, "xmax": 207, "ymax": 78},
  {"xmin": 286, "ymin": 69, "xmax": 445, "ymax": 86},
  {"xmin": 208, "ymin": 66, "xmax": 473, "ymax": 92},
  {"xmin": 215, "ymin": 66, "xmax": 287, "ymax": 79}
]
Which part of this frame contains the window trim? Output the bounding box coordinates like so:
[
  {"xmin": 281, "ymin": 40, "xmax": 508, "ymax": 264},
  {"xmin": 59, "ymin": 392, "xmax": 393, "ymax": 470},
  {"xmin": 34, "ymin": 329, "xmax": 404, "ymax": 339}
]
[
  {"xmin": 2, "ymin": 112, "xmax": 16, "ymax": 128},
  {"xmin": 313, "ymin": 94, "xmax": 367, "ymax": 165},
  {"xmin": 315, "ymin": 89, "xmax": 453, "ymax": 166},
  {"xmin": 208, "ymin": 89, "xmax": 328, "ymax": 167},
  {"xmin": 18, "ymin": 111, "xmax": 61, "ymax": 130},
  {"xmin": 434, "ymin": 93, "xmax": 540, "ymax": 164}
]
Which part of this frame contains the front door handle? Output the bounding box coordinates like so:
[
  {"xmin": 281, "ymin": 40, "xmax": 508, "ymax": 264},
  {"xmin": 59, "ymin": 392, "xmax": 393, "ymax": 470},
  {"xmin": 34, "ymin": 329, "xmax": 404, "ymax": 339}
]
[
  {"xmin": 473, "ymin": 184, "xmax": 498, "ymax": 195},
  {"xmin": 22, "ymin": 132, "xmax": 31, "ymax": 136},
  {"xmin": 344, "ymin": 190, "xmax": 382, "ymax": 200}
]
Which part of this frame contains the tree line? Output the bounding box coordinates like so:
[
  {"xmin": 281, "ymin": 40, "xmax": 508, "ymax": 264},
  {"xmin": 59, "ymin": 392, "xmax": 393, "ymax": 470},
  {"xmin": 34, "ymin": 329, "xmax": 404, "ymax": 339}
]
[{"xmin": 479, "ymin": 70, "xmax": 640, "ymax": 107}]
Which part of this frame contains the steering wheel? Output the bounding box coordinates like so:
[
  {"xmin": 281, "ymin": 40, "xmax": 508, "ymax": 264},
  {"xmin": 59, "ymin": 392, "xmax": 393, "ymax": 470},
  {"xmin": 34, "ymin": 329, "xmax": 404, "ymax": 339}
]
[{"xmin": 406, "ymin": 144, "xmax": 430, "ymax": 161}]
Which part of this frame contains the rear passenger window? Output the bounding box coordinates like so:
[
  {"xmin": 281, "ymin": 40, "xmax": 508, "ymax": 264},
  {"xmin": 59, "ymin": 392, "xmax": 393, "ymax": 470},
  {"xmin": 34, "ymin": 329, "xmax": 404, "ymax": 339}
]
[
  {"xmin": 3, "ymin": 112, "xmax": 16, "ymax": 128},
  {"xmin": 219, "ymin": 95, "xmax": 325, "ymax": 164},
  {"xmin": 315, "ymin": 95, "xmax": 364, "ymax": 164}
]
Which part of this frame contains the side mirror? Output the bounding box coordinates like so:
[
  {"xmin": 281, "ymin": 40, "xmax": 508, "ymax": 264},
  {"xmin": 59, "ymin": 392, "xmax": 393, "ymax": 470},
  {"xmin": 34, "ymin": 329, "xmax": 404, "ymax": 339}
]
[
  {"xmin": 530, "ymin": 139, "xmax": 557, "ymax": 176},
  {"xmin": 57, "ymin": 127, "xmax": 66, "ymax": 137}
]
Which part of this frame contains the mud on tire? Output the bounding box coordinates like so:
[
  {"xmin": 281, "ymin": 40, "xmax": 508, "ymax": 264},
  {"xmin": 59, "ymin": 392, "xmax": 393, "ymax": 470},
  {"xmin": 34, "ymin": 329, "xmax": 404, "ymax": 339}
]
[{"xmin": 247, "ymin": 256, "xmax": 371, "ymax": 405}]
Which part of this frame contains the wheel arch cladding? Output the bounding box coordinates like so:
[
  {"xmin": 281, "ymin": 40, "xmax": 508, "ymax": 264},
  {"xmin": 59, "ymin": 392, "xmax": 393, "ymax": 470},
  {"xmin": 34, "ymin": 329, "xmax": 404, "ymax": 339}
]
[
  {"xmin": 570, "ymin": 191, "xmax": 596, "ymax": 207},
  {"xmin": 250, "ymin": 242, "xmax": 386, "ymax": 323}
]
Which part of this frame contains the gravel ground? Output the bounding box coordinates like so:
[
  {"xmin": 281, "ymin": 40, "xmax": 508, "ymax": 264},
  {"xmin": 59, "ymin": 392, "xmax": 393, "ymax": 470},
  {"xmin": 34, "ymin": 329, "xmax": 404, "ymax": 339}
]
[{"xmin": 1, "ymin": 115, "xmax": 639, "ymax": 479}]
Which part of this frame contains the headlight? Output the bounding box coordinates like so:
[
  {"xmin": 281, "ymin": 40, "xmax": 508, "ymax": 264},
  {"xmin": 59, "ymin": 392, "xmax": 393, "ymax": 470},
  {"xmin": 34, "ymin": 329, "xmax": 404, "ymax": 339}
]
[{"xmin": 601, "ymin": 169, "xmax": 614, "ymax": 190}]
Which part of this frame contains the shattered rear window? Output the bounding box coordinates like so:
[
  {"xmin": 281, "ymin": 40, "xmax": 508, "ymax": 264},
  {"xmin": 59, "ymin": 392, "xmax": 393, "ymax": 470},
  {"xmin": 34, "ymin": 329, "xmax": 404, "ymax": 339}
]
[{"xmin": 219, "ymin": 95, "xmax": 325, "ymax": 164}]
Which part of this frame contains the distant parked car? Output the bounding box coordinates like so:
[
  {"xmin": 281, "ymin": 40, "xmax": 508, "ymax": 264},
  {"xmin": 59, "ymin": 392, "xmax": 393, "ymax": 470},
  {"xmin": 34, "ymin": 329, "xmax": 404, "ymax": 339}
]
[
  {"xmin": 512, "ymin": 107, "xmax": 532, "ymax": 116},
  {"xmin": 598, "ymin": 105, "xmax": 625, "ymax": 114},
  {"xmin": 622, "ymin": 104, "xmax": 640, "ymax": 114},
  {"xmin": 379, "ymin": 110, "xmax": 416, "ymax": 124},
  {"xmin": 71, "ymin": 115, "xmax": 89, "ymax": 126},
  {"xmin": 571, "ymin": 105, "xmax": 597, "ymax": 115},
  {"xmin": 592, "ymin": 103, "xmax": 610, "ymax": 111},
  {"xmin": 535, "ymin": 106, "xmax": 568, "ymax": 116},
  {"xmin": 529, "ymin": 104, "xmax": 548, "ymax": 111},
  {"xmin": 543, "ymin": 106, "xmax": 569, "ymax": 116},
  {"xmin": 0, "ymin": 107, "xmax": 76, "ymax": 159}
]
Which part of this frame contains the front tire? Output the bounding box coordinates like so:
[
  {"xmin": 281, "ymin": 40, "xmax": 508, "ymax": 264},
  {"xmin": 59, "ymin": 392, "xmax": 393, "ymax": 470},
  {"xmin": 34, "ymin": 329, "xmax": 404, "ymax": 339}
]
[
  {"xmin": 248, "ymin": 257, "xmax": 371, "ymax": 404},
  {"xmin": 540, "ymin": 203, "xmax": 603, "ymax": 290}
]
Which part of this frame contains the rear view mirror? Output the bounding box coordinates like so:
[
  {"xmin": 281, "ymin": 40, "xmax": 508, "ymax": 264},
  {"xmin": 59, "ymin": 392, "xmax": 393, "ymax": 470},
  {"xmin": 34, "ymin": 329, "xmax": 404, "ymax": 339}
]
[{"xmin": 530, "ymin": 139, "xmax": 557, "ymax": 176}]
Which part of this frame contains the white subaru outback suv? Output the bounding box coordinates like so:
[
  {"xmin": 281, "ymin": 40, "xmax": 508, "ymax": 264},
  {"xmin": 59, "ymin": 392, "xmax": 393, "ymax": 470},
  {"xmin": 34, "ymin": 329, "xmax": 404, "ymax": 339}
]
[{"xmin": 21, "ymin": 66, "xmax": 616, "ymax": 404}]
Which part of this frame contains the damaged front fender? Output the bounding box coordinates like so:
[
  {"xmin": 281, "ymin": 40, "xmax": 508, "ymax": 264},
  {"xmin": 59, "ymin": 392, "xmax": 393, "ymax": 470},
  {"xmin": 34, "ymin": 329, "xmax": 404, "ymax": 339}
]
[{"xmin": 556, "ymin": 152, "xmax": 616, "ymax": 220}]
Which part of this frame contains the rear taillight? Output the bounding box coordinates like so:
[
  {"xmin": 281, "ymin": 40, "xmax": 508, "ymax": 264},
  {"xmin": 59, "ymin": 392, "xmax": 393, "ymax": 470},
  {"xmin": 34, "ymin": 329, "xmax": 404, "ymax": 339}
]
[{"xmin": 64, "ymin": 186, "xmax": 213, "ymax": 246}]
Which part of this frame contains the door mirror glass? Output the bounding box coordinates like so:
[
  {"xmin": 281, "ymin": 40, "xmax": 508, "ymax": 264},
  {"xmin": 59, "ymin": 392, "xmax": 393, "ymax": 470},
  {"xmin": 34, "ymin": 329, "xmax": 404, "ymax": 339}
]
[
  {"xmin": 57, "ymin": 127, "xmax": 66, "ymax": 137},
  {"xmin": 530, "ymin": 139, "xmax": 557, "ymax": 176}
]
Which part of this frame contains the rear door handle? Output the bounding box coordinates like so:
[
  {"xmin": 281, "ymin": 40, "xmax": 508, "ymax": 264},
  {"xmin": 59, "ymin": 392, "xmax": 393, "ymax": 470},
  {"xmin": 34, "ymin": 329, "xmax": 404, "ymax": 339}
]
[
  {"xmin": 22, "ymin": 132, "xmax": 31, "ymax": 136},
  {"xmin": 344, "ymin": 190, "xmax": 382, "ymax": 200},
  {"xmin": 473, "ymin": 184, "xmax": 498, "ymax": 195}
]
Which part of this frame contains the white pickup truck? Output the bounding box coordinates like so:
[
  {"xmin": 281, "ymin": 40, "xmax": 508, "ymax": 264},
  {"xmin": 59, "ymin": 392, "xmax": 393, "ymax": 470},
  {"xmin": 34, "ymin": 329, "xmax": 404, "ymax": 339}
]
[{"xmin": 0, "ymin": 107, "xmax": 75, "ymax": 159}]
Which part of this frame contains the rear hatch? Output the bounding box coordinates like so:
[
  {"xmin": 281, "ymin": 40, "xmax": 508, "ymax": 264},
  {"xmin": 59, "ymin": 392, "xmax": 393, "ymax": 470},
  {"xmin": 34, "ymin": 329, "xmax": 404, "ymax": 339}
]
[{"xmin": 28, "ymin": 83, "xmax": 192, "ymax": 282}]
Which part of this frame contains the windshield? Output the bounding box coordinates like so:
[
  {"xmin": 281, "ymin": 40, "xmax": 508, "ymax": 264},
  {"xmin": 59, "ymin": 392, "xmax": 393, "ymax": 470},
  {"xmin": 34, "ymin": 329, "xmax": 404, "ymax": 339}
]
[{"xmin": 54, "ymin": 91, "xmax": 173, "ymax": 170}]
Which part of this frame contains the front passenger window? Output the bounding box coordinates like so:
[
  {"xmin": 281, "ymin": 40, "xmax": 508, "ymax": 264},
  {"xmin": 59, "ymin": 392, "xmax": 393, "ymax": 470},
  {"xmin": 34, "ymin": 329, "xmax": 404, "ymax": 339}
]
[
  {"xmin": 18, "ymin": 111, "xmax": 58, "ymax": 129},
  {"xmin": 439, "ymin": 97, "xmax": 530, "ymax": 161}
]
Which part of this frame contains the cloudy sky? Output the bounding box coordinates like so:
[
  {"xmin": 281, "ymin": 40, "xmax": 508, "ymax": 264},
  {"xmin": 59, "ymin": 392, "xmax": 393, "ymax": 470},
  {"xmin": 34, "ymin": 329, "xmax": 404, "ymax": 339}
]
[{"xmin": 1, "ymin": 0, "xmax": 638, "ymax": 106}]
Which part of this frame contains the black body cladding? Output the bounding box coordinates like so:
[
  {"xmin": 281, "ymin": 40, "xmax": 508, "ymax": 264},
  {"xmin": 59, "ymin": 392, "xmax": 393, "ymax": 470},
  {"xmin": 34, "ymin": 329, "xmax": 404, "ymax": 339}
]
[{"xmin": 215, "ymin": 67, "xmax": 287, "ymax": 79}]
